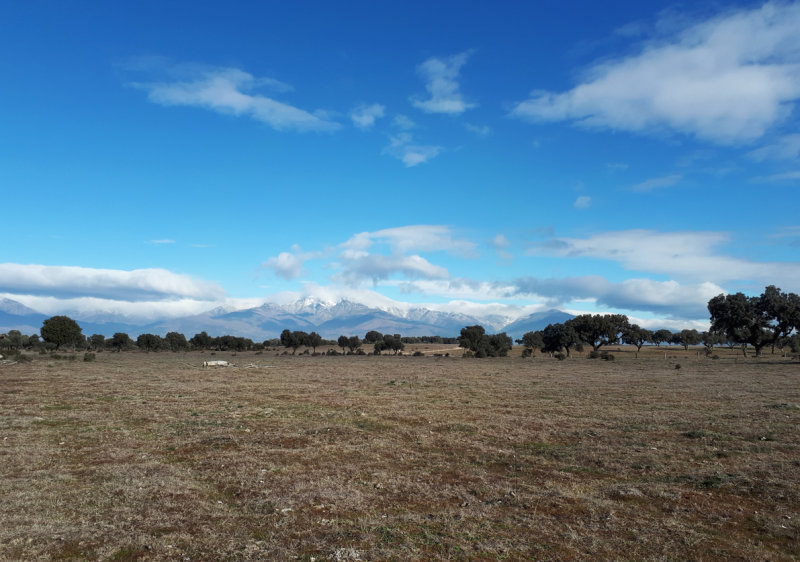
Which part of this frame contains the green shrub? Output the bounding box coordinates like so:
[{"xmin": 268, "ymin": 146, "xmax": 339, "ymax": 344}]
[
  {"xmin": 83, "ymin": 352, "xmax": 96, "ymax": 362},
  {"xmin": 554, "ymin": 352, "xmax": 566, "ymax": 361}
]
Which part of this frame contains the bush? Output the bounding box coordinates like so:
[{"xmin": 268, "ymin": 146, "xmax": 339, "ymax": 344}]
[
  {"xmin": 413, "ymin": 351, "xmax": 425, "ymax": 357},
  {"xmin": 554, "ymin": 352, "xmax": 566, "ymax": 361},
  {"xmin": 588, "ymin": 350, "xmax": 601, "ymax": 359},
  {"xmin": 83, "ymin": 352, "xmax": 96, "ymax": 362},
  {"xmin": 7, "ymin": 351, "xmax": 32, "ymax": 363},
  {"xmin": 521, "ymin": 348, "xmax": 532, "ymax": 358},
  {"xmin": 601, "ymin": 352, "xmax": 615, "ymax": 361}
]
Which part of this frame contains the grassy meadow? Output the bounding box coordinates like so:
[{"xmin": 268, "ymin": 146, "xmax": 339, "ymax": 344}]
[{"xmin": 1, "ymin": 346, "xmax": 798, "ymax": 560}]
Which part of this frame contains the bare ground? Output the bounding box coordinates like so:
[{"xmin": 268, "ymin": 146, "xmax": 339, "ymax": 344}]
[{"xmin": 1, "ymin": 349, "xmax": 798, "ymax": 560}]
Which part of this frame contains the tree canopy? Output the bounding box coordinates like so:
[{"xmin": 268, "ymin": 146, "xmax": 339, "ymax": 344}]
[
  {"xmin": 40, "ymin": 316, "xmax": 83, "ymax": 350},
  {"xmin": 458, "ymin": 325, "xmax": 512, "ymax": 357},
  {"xmin": 707, "ymin": 285, "xmax": 800, "ymax": 357},
  {"xmin": 566, "ymin": 314, "xmax": 630, "ymax": 351}
]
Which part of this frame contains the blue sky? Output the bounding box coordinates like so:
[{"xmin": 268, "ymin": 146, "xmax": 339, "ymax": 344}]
[{"xmin": 1, "ymin": 1, "xmax": 799, "ymax": 330}]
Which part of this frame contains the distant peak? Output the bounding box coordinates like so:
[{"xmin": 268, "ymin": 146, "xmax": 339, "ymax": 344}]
[{"xmin": 0, "ymin": 298, "xmax": 40, "ymax": 315}]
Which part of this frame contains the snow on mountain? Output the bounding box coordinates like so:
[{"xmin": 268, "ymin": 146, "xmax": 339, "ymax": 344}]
[
  {"xmin": 0, "ymin": 298, "xmax": 49, "ymax": 334},
  {"xmin": 0, "ymin": 296, "xmax": 574, "ymax": 340},
  {"xmin": 502, "ymin": 309, "xmax": 576, "ymax": 339}
]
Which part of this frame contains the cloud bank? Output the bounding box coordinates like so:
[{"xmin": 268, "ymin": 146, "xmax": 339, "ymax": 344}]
[{"xmin": 0, "ymin": 263, "xmax": 224, "ymax": 301}]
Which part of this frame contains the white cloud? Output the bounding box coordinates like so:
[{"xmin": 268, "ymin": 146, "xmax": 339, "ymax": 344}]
[
  {"xmin": 491, "ymin": 238, "xmax": 513, "ymax": 261},
  {"xmin": 382, "ymin": 132, "xmax": 442, "ymax": 167},
  {"xmin": 529, "ymin": 229, "xmax": 800, "ymax": 290},
  {"xmin": 749, "ymin": 134, "xmax": 800, "ymax": 161},
  {"xmin": 350, "ymin": 103, "xmax": 386, "ymax": 130},
  {"xmin": 754, "ymin": 170, "xmax": 800, "ymax": 182},
  {"xmin": 343, "ymin": 225, "xmax": 477, "ymax": 257},
  {"xmin": 132, "ymin": 64, "xmax": 339, "ymax": 132},
  {"xmin": 148, "ymin": 239, "xmax": 176, "ymax": 244},
  {"xmin": 263, "ymin": 246, "xmax": 320, "ymax": 280},
  {"xmin": 263, "ymin": 252, "xmax": 305, "ymax": 280},
  {"xmin": 573, "ymin": 196, "xmax": 591, "ymax": 209},
  {"xmin": 465, "ymin": 123, "xmax": 492, "ymax": 135},
  {"xmin": 266, "ymin": 226, "xmax": 474, "ymax": 288},
  {"xmin": 607, "ymin": 162, "xmax": 629, "ymax": 172},
  {"xmin": 388, "ymin": 278, "xmax": 520, "ymax": 303},
  {"xmin": 630, "ymin": 174, "xmax": 682, "ymax": 192},
  {"xmin": 392, "ymin": 114, "xmax": 416, "ymax": 130},
  {"xmin": 511, "ymin": 2, "xmax": 800, "ymax": 144},
  {"xmin": 0, "ymin": 292, "xmax": 271, "ymax": 322},
  {"xmin": 491, "ymin": 234, "xmax": 510, "ymax": 249},
  {"xmin": 411, "ymin": 51, "xmax": 477, "ymax": 115},
  {"xmin": 336, "ymin": 254, "xmax": 450, "ymax": 285},
  {"xmin": 0, "ymin": 263, "xmax": 224, "ymax": 301},
  {"xmin": 510, "ymin": 275, "xmax": 723, "ymax": 318}
]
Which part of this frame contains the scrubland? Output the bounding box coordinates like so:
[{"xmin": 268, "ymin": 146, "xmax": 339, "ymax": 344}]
[{"xmin": 1, "ymin": 347, "xmax": 798, "ymax": 560}]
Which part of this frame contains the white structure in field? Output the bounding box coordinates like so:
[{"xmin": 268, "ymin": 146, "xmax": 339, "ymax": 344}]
[{"xmin": 202, "ymin": 360, "xmax": 234, "ymax": 367}]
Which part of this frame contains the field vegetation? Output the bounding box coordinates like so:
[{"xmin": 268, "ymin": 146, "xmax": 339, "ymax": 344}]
[{"xmin": 1, "ymin": 347, "xmax": 798, "ymax": 560}]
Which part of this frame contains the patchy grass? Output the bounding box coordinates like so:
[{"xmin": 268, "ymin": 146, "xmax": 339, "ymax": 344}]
[{"xmin": 0, "ymin": 350, "xmax": 798, "ymax": 560}]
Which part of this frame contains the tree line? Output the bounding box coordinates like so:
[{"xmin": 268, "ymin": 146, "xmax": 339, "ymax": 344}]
[
  {"xmin": 515, "ymin": 286, "xmax": 800, "ymax": 359},
  {"xmin": 0, "ymin": 317, "xmax": 458, "ymax": 355},
  {"xmin": 3, "ymin": 286, "xmax": 797, "ymax": 358}
]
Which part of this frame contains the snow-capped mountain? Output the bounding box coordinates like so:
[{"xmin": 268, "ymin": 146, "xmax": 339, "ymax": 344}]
[
  {"xmin": 0, "ymin": 297, "xmax": 573, "ymax": 340},
  {"xmin": 0, "ymin": 298, "xmax": 48, "ymax": 334}
]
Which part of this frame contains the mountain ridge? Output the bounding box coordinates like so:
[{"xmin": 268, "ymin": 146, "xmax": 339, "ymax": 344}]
[{"xmin": 0, "ymin": 297, "xmax": 573, "ymax": 340}]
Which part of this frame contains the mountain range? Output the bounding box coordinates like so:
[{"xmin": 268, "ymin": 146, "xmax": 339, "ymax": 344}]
[{"xmin": 0, "ymin": 297, "xmax": 573, "ymax": 341}]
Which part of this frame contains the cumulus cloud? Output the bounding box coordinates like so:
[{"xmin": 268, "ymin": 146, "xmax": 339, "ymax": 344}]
[
  {"xmin": 263, "ymin": 246, "xmax": 320, "ymax": 280},
  {"xmin": 0, "ymin": 263, "xmax": 224, "ymax": 302},
  {"xmin": 411, "ymin": 51, "xmax": 477, "ymax": 115},
  {"xmin": 382, "ymin": 132, "xmax": 442, "ymax": 167},
  {"xmin": 630, "ymin": 174, "xmax": 682, "ymax": 192},
  {"xmin": 511, "ymin": 2, "xmax": 800, "ymax": 144},
  {"xmin": 350, "ymin": 103, "xmax": 385, "ymax": 130},
  {"xmin": 335, "ymin": 226, "xmax": 478, "ymax": 285},
  {"xmin": 131, "ymin": 62, "xmax": 339, "ymax": 132},
  {"xmin": 528, "ymin": 229, "xmax": 800, "ymax": 290}
]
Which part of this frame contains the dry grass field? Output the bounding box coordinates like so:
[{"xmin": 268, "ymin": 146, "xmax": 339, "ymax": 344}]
[{"xmin": 1, "ymin": 347, "xmax": 798, "ymax": 560}]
